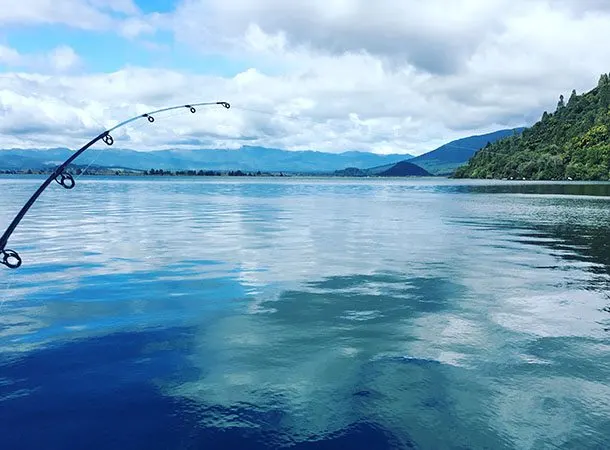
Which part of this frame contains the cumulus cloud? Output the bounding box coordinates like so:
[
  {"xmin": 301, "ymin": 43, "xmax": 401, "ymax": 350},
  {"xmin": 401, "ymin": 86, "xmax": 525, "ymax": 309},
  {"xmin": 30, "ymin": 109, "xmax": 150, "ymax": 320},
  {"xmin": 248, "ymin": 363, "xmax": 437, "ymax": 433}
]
[
  {"xmin": 0, "ymin": 64, "xmax": 490, "ymax": 153},
  {"xmin": 171, "ymin": 0, "xmax": 513, "ymax": 75},
  {"xmin": 1, "ymin": 0, "xmax": 610, "ymax": 154}
]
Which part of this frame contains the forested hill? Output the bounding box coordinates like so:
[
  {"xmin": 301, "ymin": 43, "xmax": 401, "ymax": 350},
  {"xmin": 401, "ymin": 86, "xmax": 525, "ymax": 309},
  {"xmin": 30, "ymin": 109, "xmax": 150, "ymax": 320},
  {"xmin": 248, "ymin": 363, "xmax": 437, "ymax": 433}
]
[{"xmin": 454, "ymin": 73, "xmax": 610, "ymax": 180}]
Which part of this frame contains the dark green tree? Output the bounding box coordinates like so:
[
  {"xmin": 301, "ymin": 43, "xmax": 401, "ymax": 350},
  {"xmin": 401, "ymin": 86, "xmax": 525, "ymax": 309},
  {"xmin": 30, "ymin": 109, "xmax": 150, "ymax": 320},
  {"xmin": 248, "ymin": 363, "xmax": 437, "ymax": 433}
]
[{"xmin": 568, "ymin": 89, "xmax": 578, "ymax": 105}]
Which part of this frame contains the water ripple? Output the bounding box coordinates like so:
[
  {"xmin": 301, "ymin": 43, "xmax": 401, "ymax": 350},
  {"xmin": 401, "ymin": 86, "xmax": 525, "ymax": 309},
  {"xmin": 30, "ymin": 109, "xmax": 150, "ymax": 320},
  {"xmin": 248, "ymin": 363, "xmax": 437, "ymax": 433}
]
[{"xmin": 1, "ymin": 176, "xmax": 610, "ymax": 449}]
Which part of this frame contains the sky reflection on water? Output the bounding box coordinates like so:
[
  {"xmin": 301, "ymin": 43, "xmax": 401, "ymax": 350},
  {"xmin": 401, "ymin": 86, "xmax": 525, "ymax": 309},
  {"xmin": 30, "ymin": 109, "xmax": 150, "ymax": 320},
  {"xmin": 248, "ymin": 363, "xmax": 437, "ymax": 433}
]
[{"xmin": 1, "ymin": 177, "xmax": 609, "ymax": 449}]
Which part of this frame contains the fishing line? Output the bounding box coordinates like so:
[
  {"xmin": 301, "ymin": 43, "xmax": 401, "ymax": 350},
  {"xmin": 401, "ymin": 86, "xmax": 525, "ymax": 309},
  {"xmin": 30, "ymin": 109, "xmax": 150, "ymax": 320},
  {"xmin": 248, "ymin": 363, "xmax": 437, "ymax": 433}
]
[
  {"xmin": 232, "ymin": 105, "xmax": 304, "ymax": 119},
  {"xmin": 233, "ymin": 105, "xmax": 529, "ymax": 158},
  {"xmin": 0, "ymin": 100, "xmax": 231, "ymax": 270},
  {"xmin": 238, "ymin": 104, "xmax": 523, "ymax": 159},
  {"xmin": 73, "ymin": 107, "xmax": 187, "ymax": 180},
  {"xmin": 0, "ymin": 106, "xmax": 216, "ymax": 314}
]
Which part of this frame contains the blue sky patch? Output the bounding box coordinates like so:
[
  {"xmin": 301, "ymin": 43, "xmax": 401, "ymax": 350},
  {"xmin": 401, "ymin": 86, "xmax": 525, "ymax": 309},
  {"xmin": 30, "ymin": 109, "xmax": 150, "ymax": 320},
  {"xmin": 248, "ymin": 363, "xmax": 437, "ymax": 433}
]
[
  {"xmin": 135, "ymin": 0, "xmax": 177, "ymax": 15},
  {"xmin": 0, "ymin": 1, "xmax": 252, "ymax": 78}
]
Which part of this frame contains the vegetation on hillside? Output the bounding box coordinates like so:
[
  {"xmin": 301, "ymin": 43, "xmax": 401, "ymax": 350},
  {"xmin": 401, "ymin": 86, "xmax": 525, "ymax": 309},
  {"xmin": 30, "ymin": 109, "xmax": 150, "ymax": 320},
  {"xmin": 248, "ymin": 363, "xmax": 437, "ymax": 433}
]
[
  {"xmin": 377, "ymin": 161, "xmax": 432, "ymax": 177},
  {"xmin": 454, "ymin": 73, "xmax": 610, "ymax": 180}
]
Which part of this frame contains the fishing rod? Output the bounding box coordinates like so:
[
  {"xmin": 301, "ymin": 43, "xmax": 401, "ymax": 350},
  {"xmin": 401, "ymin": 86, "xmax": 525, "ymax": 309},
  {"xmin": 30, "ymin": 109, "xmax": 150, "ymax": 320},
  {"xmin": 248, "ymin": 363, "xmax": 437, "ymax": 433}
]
[{"xmin": 0, "ymin": 100, "xmax": 231, "ymax": 269}]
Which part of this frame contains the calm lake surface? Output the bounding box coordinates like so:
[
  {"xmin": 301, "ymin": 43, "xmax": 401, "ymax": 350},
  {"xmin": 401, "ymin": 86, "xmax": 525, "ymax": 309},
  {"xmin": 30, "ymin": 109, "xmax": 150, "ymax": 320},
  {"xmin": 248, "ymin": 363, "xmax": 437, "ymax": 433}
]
[{"xmin": 1, "ymin": 177, "xmax": 609, "ymax": 450}]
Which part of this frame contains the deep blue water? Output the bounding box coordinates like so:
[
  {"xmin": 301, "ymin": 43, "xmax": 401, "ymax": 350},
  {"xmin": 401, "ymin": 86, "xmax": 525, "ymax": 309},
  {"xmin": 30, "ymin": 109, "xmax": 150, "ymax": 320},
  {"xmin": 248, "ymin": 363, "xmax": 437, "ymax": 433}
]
[{"xmin": 1, "ymin": 177, "xmax": 609, "ymax": 449}]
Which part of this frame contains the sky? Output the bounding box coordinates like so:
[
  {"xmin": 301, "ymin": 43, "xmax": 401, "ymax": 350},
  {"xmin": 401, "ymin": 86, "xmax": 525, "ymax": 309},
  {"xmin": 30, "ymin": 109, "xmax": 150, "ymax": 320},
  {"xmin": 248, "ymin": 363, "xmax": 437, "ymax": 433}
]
[{"xmin": 1, "ymin": 0, "xmax": 610, "ymax": 155}]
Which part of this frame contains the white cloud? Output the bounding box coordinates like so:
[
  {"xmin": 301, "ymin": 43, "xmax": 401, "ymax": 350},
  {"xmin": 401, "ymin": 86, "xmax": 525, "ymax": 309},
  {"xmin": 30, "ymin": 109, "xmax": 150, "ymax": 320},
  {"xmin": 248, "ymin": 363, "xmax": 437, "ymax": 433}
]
[
  {"xmin": 48, "ymin": 46, "xmax": 81, "ymax": 72},
  {"xmin": 0, "ymin": 45, "xmax": 81, "ymax": 73},
  {"xmin": 169, "ymin": 0, "xmax": 609, "ymax": 73},
  {"xmin": 0, "ymin": 0, "xmax": 150, "ymax": 35},
  {"xmin": 119, "ymin": 16, "xmax": 159, "ymax": 39},
  {"xmin": 170, "ymin": 0, "xmax": 510, "ymax": 74},
  {"xmin": 0, "ymin": 0, "xmax": 114, "ymax": 29},
  {"xmin": 0, "ymin": 45, "xmax": 21, "ymax": 66},
  {"xmin": 1, "ymin": 0, "xmax": 610, "ymax": 154},
  {"xmin": 0, "ymin": 64, "xmax": 483, "ymax": 154}
]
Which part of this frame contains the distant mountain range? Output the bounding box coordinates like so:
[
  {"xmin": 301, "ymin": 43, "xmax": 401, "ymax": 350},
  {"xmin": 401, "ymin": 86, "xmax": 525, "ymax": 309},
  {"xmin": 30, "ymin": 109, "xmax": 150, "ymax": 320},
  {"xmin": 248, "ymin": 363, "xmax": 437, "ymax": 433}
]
[
  {"xmin": 0, "ymin": 127, "xmax": 525, "ymax": 177},
  {"xmin": 0, "ymin": 146, "xmax": 412, "ymax": 173}
]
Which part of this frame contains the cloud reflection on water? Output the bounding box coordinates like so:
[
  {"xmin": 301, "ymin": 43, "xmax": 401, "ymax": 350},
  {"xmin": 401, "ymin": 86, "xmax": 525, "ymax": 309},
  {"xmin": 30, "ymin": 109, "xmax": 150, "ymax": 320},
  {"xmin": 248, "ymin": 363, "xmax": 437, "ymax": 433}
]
[{"xmin": 1, "ymin": 177, "xmax": 610, "ymax": 448}]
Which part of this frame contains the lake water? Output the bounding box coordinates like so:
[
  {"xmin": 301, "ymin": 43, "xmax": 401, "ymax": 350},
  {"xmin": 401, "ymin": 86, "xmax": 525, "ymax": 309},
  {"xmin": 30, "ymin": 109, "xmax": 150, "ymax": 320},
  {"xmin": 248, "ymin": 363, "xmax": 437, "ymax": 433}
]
[{"xmin": 1, "ymin": 177, "xmax": 609, "ymax": 450}]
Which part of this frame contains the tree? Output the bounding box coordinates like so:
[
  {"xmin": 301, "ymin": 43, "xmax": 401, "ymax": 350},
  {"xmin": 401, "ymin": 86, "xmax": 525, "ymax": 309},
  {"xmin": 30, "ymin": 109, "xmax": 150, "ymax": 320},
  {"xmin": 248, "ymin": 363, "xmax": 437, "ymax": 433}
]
[{"xmin": 568, "ymin": 89, "xmax": 577, "ymax": 105}]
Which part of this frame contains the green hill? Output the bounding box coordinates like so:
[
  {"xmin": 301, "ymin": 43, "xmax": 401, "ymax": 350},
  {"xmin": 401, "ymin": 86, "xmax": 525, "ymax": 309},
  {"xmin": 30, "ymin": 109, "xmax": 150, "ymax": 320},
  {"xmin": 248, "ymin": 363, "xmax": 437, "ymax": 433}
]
[
  {"xmin": 454, "ymin": 73, "xmax": 610, "ymax": 180},
  {"xmin": 376, "ymin": 161, "xmax": 432, "ymax": 177},
  {"xmin": 333, "ymin": 161, "xmax": 431, "ymax": 177}
]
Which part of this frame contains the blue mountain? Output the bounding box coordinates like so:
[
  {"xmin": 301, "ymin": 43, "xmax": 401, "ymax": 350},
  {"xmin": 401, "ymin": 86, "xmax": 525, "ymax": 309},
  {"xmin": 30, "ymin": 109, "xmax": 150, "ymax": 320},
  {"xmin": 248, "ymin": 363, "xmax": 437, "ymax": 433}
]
[
  {"xmin": 0, "ymin": 146, "xmax": 412, "ymax": 173},
  {"xmin": 405, "ymin": 128, "xmax": 526, "ymax": 175}
]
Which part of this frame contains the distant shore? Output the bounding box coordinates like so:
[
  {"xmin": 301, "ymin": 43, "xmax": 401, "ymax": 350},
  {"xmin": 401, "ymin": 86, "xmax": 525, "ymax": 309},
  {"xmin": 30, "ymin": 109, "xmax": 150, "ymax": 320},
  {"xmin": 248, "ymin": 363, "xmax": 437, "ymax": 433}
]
[
  {"xmin": 0, "ymin": 168, "xmax": 291, "ymax": 177},
  {"xmin": 0, "ymin": 168, "xmax": 440, "ymax": 178}
]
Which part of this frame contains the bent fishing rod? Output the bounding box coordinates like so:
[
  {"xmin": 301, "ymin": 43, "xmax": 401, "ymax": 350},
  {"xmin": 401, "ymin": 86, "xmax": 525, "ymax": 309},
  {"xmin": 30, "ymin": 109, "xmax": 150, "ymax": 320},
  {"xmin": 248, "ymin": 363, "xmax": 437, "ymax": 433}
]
[{"xmin": 0, "ymin": 100, "xmax": 231, "ymax": 270}]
